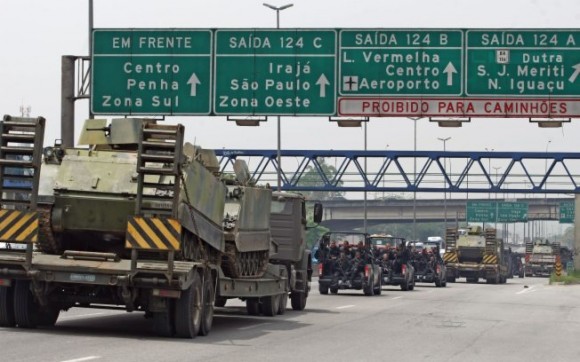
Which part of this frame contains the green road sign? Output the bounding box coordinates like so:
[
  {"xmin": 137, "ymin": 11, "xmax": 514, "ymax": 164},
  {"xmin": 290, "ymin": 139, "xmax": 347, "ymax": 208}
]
[
  {"xmin": 339, "ymin": 30, "xmax": 463, "ymax": 96},
  {"xmin": 91, "ymin": 29, "xmax": 212, "ymax": 115},
  {"xmin": 466, "ymin": 201, "xmax": 496, "ymax": 222},
  {"xmin": 497, "ymin": 202, "xmax": 528, "ymax": 222},
  {"xmin": 466, "ymin": 30, "xmax": 580, "ymax": 96},
  {"xmin": 213, "ymin": 29, "xmax": 336, "ymax": 115},
  {"xmin": 559, "ymin": 201, "xmax": 575, "ymax": 223},
  {"xmin": 466, "ymin": 201, "xmax": 528, "ymax": 222}
]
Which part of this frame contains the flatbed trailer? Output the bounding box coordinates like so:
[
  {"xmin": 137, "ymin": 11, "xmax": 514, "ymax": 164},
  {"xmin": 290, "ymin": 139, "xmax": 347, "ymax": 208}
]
[{"xmin": 0, "ymin": 249, "xmax": 288, "ymax": 333}]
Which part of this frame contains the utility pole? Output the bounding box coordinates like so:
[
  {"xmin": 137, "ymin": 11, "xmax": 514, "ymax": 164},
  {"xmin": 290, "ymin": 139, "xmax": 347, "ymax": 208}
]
[
  {"xmin": 263, "ymin": 3, "xmax": 294, "ymax": 191},
  {"xmin": 438, "ymin": 137, "xmax": 451, "ymax": 231}
]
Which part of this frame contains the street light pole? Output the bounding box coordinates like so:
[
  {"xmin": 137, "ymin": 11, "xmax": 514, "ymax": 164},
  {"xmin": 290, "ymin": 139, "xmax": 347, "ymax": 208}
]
[
  {"xmin": 263, "ymin": 3, "xmax": 293, "ymax": 191},
  {"xmin": 493, "ymin": 166, "xmax": 501, "ymax": 229},
  {"xmin": 364, "ymin": 121, "xmax": 368, "ymax": 233},
  {"xmin": 485, "ymin": 148, "xmax": 494, "ymax": 200},
  {"xmin": 438, "ymin": 137, "xmax": 451, "ymax": 230},
  {"xmin": 544, "ymin": 140, "xmax": 551, "ymax": 200}
]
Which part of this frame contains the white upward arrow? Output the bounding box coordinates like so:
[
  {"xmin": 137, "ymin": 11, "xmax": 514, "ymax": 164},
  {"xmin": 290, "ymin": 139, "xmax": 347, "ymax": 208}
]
[
  {"xmin": 187, "ymin": 73, "xmax": 200, "ymax": 96},
  {"xmin": 443, "ymin": 62, "xmax": 458, "ymax": 86},
  {"xmin": 568, "ymin": 63, "xmax": 580, "ymax": 83},
  {"xmin": 316, "ymin": 74, "xmax": 330, "ymax": 98}
]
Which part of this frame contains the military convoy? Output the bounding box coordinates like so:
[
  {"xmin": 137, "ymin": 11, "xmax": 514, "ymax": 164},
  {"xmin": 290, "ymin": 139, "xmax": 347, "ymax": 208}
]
[
  {"xmin": 316, "ymin": 232, "xmax": 382, "ymax": 296},
  {"xmin": 0, "ymin": 116, "xmax": 321, "ymax": 338},
  {"xmin": 444, "ymin": 226, "xmax": 509, "ymax": 284},
  {"xmin": 524, "ymin": 240, "xmax": 559, "ymax": 277}
]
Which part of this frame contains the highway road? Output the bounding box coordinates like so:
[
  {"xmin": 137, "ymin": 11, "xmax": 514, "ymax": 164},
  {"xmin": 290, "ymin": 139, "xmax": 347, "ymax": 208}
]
[{"xmin": 1, "ymin": 277, "xmax": 579, "ymax": 362}]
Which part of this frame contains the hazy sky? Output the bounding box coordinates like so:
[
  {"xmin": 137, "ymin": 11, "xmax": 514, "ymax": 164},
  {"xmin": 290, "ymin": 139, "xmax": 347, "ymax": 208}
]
[{"xmin": 1, "ymin": 0, "xmax": 579, "ymax": 155}]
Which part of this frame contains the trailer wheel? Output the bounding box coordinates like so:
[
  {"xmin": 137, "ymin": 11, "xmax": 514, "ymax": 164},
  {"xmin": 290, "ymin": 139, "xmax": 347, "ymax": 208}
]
[
  {"xmin": 290, "ymin": 292, "xmax": 307, "ymax": 311},
  {"xmin": 0, "ymin": 286, "xmax": 15, "ymax": 327},
  {"xmin": 152, "ymin": 301, "xmax": 175, "ymax": 338},
  {"xmin": 246, "ymin": 298, "xmax": 260, "ymax": 316},
  {"xmin": 174, "ymin": 271, "xmax": 202, "ymax": 338},
  {"xmin": 260, "ymin": 295, "xmax": 279, "ymax": 317},
  {"xmin": 199, "ymin": 272, "xmax": 215, "ymax": 336},
  {"xmin": 277, "ymin": 294, "xmax": 287, "ymax": 315},
  {"xmin": 318, "ymin": 284, "xmax": 329, "ymax": 295},
  {"xmin": 13, "ymin": 280, "xmax": 40, "ymax": 328}
]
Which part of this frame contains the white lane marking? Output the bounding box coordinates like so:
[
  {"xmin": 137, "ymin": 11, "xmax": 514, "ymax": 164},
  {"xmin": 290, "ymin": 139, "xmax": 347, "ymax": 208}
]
[
  {"xmin": 516, "ymin": 285, "xmax": 537, "ymax": 295},
  {"xmin": 238, "ymin": 322, "xmax": 272, "ymax": 330},
  {"xmin": 59, "ymin": 312, "xmax": 106, "ymax": 320},
  {"xmin": 60, "ymin": 356, "xmax": 101, "ymax": 362},
  {"xmin": 336, "ymin": 305, "xmax": 355, "ymax": 309},
  {"xmin": 392, "ymin": 296, "xmax": 403, "ymax": 300}
]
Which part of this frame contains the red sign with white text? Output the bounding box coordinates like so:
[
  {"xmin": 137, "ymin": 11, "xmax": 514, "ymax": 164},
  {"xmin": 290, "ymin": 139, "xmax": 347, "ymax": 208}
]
[{"xmin": 338, "ymin": 97, "xmax": 580, "ymax": 117}]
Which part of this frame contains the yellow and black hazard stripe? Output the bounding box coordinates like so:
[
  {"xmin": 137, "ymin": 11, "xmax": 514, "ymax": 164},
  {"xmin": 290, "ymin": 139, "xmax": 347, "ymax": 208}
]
[
  {"xmin": 483, "ymin": 254, "xmax": 498, "ymax": 264},
  {"xmin": 125, "ymin": 216, "xmax": 181, "ymax": 251},
  {"xmin": 444, "ymin": 252, "xmax": 458, "ymax": 263},
  {"xmin": 554, "ymin": 261, "xmax": 563, "ymax": 277},
  {"xmin": 0, "ymin": 209, "xmax": 38, "ymax": 243}
]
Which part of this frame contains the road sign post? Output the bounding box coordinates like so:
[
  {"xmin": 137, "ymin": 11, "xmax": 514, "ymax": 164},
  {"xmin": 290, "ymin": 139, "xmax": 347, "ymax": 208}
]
[
  {"xmin": 213, "ymin": 29, "xmax": 336, "ymax": 115},
  {"xmin": 91, "ymin": 29, "xmax": 212, "ymax": 115}
]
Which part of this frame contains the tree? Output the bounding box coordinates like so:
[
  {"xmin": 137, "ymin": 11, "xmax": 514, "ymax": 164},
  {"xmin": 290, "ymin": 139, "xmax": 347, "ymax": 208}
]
[{"xmin": 296, "ymin": 157, "xmax": 344, "ymax": 201}]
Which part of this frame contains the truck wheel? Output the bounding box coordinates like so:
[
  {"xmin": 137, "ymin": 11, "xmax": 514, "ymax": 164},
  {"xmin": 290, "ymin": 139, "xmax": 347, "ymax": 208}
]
[
  {"xmin": 277, "ymin": 294, "xmax": 287, "ymax": 315},
  {"xmin": 174, "ymin": 272, "xmax": 202, "ymax": 338},
  {"xmin": 260, "ymin": 295, "xmax": 279, "ymax": 317},
  {"xmin": 373, "ymin": 277, "xmax": 382, "ymax": 295},
  {"xmin": 0, "ymin": 286, "xmax": 15, "ymax": 327},
  {"xmin": 214, "ymin": 296, "xmax": 227, "ymax": 308},
  {"xmin": 408, "ymin": 280, "xmax": 415, "ymax": 291},
  {"xmin": 152, "ymin": 302, "xmax": 175, "ymax": 338},
  {"xmin": 435, "ymin": 278, "xmax": 442, "ymax": 287},
  {"xmin": 290, "ymin": 292, "xmax": 307, "ymax": 311},
  {"xmin": 14, "ymin": 280, "xmax": 40, "ymax": 328},
  {"xmin": 246, "ymin": 298, "xmax": 260, "ymax": 316},
  {"xmin": 363, "ymin": 280, "xmax": 374, "ymax": 296},
  {"xmin": 401, "ymin": 280, "xmax": 409, "ymax": 291},
  {"xmin": 199, "ymin": 272, "xmax": 215, "ymax": 336},
  {"xmin": 319, "ymin": 284, "xmax": 329, "ymax": 295}
]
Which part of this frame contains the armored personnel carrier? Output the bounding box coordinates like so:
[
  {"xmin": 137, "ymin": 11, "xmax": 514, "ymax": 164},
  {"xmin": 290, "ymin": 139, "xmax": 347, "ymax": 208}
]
[
  {"xmin": 444, "ymin": 226, "xmax": 508, "ymax": 284},
  {"xmin": 0, "ymin": 116, "xmax": 288, "ymax": 338}
]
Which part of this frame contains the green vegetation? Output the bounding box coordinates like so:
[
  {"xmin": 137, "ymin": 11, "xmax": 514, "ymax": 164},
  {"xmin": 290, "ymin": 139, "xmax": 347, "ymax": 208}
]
[{"xmin": 550, "ymin": 270, "xmax": 580, "ymax": 285}]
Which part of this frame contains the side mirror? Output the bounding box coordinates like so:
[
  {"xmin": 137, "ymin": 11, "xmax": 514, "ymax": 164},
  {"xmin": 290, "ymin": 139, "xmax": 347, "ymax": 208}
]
[{"xmin": 313, "ymin": 202, "xmax": 323, "ymax": 224}]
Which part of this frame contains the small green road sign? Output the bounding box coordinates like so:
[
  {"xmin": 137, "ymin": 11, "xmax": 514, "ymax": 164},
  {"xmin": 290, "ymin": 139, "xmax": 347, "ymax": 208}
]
[
  {"xmin": 91, "ymin": 29, "xmax": 212, "ymax": 115},
  {"xmin": 559, "ymin": 201, "xmax": 575, "ymax": 223},
  {"xmin": 466, "ymin": 30, "xmax": 580, "ymax": 96},
  {"xmin": 497, "ymin": 202, "xmax": 528, "ymax": 222},
  {"xmin": 213, "ymin": 29, "xmax": 336, "ymax": 115},
  {"xmin": 466, "ymin": 201, "xmax": 528, "ymax": 222},
  {"xmin": 466, "ymin": 201, "xmax": 496, "ymax": 222},
  {"xmin": 339, "ymin": 30, "xmax": 463, "ymax": 96}
]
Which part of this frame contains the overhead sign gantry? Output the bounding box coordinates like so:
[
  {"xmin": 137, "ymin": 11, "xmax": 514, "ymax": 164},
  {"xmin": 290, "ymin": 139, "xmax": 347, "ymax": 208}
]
[{"xmin": 90, "ymin": 28, "xmax": 580, "ymax": 118}]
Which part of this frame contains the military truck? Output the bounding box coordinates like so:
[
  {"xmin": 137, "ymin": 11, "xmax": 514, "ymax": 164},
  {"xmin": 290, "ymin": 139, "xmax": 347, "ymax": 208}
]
[
  {"xmin": 0, "ymin": 116, "xmax": 289, "ymax": 338},
  {"xmin": 317, "ymin": 232, "xmax": 382, "ymax": 296},
  {"xmin": 215, "ymin": 191, "xmax": 322, "ymax": 311},
  {"xmin": 444, "ymin": 226, "xmax": 508, "ymax": 284},
  {"xmin": 524, "ymin": 240, "xmax": 559, "ymax": 277}
]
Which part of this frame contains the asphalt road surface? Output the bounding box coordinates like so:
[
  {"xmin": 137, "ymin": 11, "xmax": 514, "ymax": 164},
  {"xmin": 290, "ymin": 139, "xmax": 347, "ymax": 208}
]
[{"xmin": 1, "ymin": 277, "xmax": 579, "ymax": 362}]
